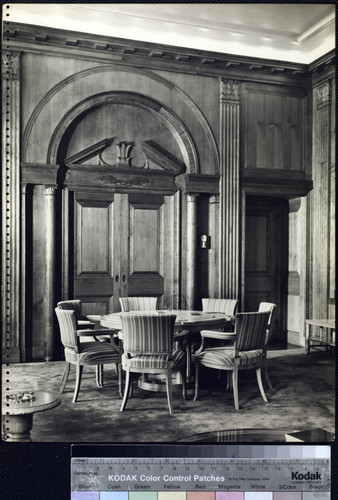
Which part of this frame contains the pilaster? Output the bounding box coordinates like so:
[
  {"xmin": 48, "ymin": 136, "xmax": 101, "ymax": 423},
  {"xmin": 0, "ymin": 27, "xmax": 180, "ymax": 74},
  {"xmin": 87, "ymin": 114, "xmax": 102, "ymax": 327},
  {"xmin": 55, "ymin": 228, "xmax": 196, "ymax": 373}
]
[
  {"xmin": 312, "ymin": 80, "xmax": 332, "ymax": 321},
  {"xmin": 219, "ymin": 78, "xmax": 240, "ymax": 299},
  {"xmin": 2, "ymin": 50, "xmax": 21, "ymax": 362}
]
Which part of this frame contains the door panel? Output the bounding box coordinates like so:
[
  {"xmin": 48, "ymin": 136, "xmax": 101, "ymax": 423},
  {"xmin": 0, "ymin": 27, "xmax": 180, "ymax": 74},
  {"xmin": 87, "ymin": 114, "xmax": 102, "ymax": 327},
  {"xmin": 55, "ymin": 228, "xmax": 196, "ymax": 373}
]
[
  {"xmin": 126, "ymin": 194, "xmax": 165, "ymax": 303},
  {"xmin": 74, "ymin": 192, "xmax": 114, "ymax": 313},
  {"xmin": 130, "ymin": 208, "xmax": 159, "ymax": 272},
  {"xmin": 245, "ymin": 196, "xmax": 288, "ymax": 345},
  {"xmin": 72, "ymin": 191, "xmax": 174, "ymax": 314}
]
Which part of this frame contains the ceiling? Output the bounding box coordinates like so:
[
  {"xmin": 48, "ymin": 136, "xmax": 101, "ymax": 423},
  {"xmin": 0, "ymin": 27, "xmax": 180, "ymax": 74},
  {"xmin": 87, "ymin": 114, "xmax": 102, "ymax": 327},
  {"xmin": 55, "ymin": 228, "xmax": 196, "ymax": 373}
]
[{"xmin": 5, "ymin": 3, "xmax": 336, "ymax": 64}]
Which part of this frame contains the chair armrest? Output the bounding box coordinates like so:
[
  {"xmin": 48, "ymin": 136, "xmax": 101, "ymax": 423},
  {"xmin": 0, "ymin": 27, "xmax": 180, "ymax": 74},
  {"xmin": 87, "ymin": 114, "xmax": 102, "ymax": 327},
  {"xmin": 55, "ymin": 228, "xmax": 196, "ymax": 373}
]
[
  {"xmin": 77, "ymin": 329, "xmax": 118, "ymax": 336},
  {"xmin": 85, "ymin": 314, "xmax": 101, "ymax": 322},
  {"xmin": 77, "ymin": 320, "xmax": 95, "ymax": 329},
  {"xmin": 201, "ymin": 330, "xmax": 236, "ymax": 340},
  {"xmin": 174, "ymin": 329, "xmax": 189, "ymax": 340}
]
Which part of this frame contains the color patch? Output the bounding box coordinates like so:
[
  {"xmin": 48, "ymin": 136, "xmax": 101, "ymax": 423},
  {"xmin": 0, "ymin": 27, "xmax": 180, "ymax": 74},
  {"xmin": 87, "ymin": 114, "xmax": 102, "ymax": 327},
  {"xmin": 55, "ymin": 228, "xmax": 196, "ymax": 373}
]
[
  {"xmin": 245, "ymin": 494, "xmax": 273, "ymax": 500},
  {"xmin": 216, "ymin": 493, "xmax": 244, "ymax": 500},
  {"xmin": 158, "ymin": 493, "xmax": 187, "ymax": 500},
  {"xmin": 71, "ymin": 493, "xmax": 99, "ymax": 500},
  {"xmin": 273, "ymin": 494, "xmax": 302, "ymax": 500},
  {"xmin": 128, "ymin": 493, "xmax": 158, "ymax": 500},
  {"xmin": 302, "ymin": 493, "xmax": 330, "ymax": 499},
  {"xmin": 100, "ymin": 493, "xmax": 129, "ymax": 500},
  {"xmin": 186, "ymin": 493, "xmax": 215, "ymax": 500}
]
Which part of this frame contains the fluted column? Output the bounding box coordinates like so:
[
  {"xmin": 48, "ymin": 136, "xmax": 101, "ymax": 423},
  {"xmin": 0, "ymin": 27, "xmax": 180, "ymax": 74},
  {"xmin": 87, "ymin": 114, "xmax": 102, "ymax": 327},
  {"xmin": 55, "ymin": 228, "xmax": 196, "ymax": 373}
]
[
  {"xmin": 2, "ymin": 50, "xmax": 21, "ymax": 362},
  {"xmin": 219, "ymin": 78, "xmax": 240, "ymax": 299},
  {"xmin": 44, "ymin": 186, "xmax": 57, "ymax": 361},
  {"xmin": 186, "ymin": 193, "xmax": 198, "ymax": 309},
  {"xmin": 312, "ymin": 80, "xmax": 332, "ymax": 320}
]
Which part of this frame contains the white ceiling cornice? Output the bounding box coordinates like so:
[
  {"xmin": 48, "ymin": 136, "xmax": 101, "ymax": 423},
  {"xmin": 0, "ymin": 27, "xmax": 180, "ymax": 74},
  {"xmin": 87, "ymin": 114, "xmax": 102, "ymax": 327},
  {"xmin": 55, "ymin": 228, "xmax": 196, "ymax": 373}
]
[{"xmin": 3, "ymin": 3, "xmax": 336, "ymax": 64}]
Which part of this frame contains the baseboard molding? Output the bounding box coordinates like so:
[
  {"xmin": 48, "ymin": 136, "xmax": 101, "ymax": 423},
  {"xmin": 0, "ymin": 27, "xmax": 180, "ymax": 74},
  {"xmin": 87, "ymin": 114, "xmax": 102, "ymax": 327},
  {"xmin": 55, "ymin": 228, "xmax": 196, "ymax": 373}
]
[{"xmin": 287, "ymin": 330, "xmax": 301, "ymax": 346}]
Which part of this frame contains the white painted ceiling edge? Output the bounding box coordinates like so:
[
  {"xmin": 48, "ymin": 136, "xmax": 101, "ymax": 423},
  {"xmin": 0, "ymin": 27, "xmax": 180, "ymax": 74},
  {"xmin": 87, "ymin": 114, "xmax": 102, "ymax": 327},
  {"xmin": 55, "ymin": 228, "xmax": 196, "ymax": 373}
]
[{"xmin": 4, "ymin": 3, "xmax": 336, "ymax": 64}]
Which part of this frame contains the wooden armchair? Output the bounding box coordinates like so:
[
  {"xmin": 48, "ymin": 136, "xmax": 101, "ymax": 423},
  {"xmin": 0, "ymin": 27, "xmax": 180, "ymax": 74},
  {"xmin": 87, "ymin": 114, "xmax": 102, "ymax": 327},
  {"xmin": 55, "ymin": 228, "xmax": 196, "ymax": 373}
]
[
  {"xmin": 120, "ymin": 312, "xmax": 187, "ymax": 414},
  {"xmin": 194, "ymin": 311, "xmax": 270, "ymax": 410},
  {"xmin": 55, "ymin": 308, "xmax": 122, "ymax": 402}
]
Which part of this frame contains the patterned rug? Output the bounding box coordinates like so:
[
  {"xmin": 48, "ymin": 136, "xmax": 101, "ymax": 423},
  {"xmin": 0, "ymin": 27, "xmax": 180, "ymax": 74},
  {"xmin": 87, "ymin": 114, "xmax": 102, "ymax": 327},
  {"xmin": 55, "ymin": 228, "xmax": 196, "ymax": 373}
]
[{"xmin": 2, "ymin": 348, "xmax": 335, "ymax": 442}]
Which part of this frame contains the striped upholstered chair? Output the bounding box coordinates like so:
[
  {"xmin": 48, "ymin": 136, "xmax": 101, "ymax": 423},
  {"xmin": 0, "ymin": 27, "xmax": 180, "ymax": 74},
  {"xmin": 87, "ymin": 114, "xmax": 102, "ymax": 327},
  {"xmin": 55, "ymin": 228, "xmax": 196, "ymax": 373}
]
[
  {"xmin": 120, "ymin": 312, "xmax": 187, "ymax": 414},
  {"xmin": 201, "ymin": 298, "xmax": 239, "ymax": 341},
  {"xmin": 57, "ymin": 300, "xmax": 95, "ymax": 330},
  {"xmin": 258, "ymin": 302, "xmax": 277, "ymax": 389},
  {"xmin": 202, "ymin": 298, "xmax": 238, "ymax": 317},
  {"xmin": 119, "ymin": 296, "xmax": 158, "ymax": 312},
  {"xmin": 55, "ymin": 308, "xmax": 122, "ymax": 402},
  {"xmin": 194, "ymin": 311, "xmax": 270, "ymax": 410}
]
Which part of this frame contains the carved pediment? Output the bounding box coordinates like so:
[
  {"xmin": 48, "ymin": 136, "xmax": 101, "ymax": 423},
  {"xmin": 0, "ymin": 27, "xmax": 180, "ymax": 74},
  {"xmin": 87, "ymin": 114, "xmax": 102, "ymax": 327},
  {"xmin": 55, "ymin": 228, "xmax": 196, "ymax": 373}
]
[
  {"xmin": 64, "ymin": 137, "xmax": 186, "ymax": 174},
  {"xmin": 63, "ymin": 137, "xmax": 186, "ymax": 195}
]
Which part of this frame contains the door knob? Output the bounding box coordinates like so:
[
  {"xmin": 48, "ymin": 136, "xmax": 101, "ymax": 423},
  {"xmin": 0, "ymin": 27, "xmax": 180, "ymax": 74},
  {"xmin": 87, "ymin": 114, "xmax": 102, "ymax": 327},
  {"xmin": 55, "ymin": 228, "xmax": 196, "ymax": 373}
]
[
  {"xmin": 122, "ymin": 275, "xmax": 126, "ymax": 282},
  {"xmin": 115, "ymin": 275, "xmax": 119, "ymax": 282}
]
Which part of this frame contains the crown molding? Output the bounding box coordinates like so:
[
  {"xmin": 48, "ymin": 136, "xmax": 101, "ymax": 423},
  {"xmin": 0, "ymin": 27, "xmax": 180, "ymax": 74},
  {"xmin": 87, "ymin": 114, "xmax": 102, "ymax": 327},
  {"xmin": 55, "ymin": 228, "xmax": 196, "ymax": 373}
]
[
  {"xmin": 4, "ymin": 21, "xmax": 314, "ymax": 86},
  {"xmin": 6, "ymin": 3, "xmax": 335, "ymax": 64}
]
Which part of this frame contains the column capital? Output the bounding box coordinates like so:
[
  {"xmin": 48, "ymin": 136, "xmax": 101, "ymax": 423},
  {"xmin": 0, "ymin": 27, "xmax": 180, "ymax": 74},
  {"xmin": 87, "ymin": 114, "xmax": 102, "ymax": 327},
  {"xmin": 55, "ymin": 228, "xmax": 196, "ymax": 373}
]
[
  {"xmin": 316, "ymin": 81, "xmax": 330, "ymax": 110},
  {"xmin": 186, "ymin": 193, "xmax": 199, "ymax": 201},
  {"xmin": 2, "ymin": 50, "xmax": 21, "ymax": 81},
  {"xmin": 44, "ymin": 186, "xmax": 57, "ymax": 195},
  {"xmin": 219, "ymin": 78, "xmax": 240, "ymax": 104}
]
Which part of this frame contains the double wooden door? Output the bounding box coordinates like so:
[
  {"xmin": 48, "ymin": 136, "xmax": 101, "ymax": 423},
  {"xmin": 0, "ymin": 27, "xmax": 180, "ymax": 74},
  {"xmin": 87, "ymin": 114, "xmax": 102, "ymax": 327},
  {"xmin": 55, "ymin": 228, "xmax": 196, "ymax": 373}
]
[
  {"xmin": 68, "ymin": 190, "xmax": 179, "ymax": 315},
  {"xmin": 245, "ymin": 196, "xmax": 288, "ymax": 345}
]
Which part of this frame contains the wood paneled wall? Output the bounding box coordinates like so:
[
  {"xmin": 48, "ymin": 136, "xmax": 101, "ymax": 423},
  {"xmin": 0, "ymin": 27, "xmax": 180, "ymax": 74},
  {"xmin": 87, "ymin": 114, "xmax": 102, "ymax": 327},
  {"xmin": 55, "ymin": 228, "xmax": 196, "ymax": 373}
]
[
  {"xmin": 243, "ymin": 84, "xmax": 310, "ymax": 172},
  {"xmin": 2, "ymin": 22, "xmax": 335, "ymax": 360},
  {"xmin": 310, "ymin": 71, "xmax": 335, "ymax": 322}
]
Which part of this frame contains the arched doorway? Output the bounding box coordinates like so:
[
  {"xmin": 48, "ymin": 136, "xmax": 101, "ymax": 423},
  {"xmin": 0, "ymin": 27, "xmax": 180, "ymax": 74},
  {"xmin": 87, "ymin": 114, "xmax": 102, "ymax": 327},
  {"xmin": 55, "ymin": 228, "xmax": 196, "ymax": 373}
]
[{"xmin": 52, "ymin": 92, "xmax": 198, "ymax": 315}]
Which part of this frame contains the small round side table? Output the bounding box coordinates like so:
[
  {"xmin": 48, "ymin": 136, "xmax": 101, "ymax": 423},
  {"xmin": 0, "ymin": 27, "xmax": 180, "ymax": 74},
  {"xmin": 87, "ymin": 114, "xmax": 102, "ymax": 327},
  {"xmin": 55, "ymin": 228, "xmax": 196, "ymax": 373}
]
[{"xmin": 3, "ymin": 390, "xmax": 61, "ymax": 442}]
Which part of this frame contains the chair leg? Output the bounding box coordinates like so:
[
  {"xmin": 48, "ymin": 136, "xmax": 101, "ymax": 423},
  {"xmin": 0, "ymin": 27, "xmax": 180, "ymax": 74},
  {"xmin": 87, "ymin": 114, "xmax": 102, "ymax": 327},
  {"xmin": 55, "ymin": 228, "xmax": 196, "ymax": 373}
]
[
  {"xmin": 226, "ymin": 371, "xmax": 232, "ymax": 390},
  {"xmin": 232, "ymin": 368, "xmax": 239, "ymax": 410},
  {"xmin": 120, "ymin": 369, "xmax": 131, "ymax": 411},
  {"xmin": 193, "ymin": 361, "xmax": 199, "ymax": 401},
  {"xmin": 263, "ymin": 360, "xmax": 273, "ymax": 389},
  {"xmin": 186, "ymin": 340, "xmax": 191, "ymax": 381},
  {"xmin": 60, "ymin": 362, "xmax": 70, "ymax": 394},
  {"xmin": 182, "ymin": 368, "xmax": 187, "ymax": 401},
  {"xmin": 166, "ymin": 366, "xmax": 174, "ymax": 414},
  {"xmin": 73, "ymin": 364, "xmax": 83, "ymax": 403},
  {"xmin": 117, "ymin": 364, "xmax": 123, "ymax": 398},
  {"xmin": 96, "ymin": 365, "xmax": 103, "ymax": 387},
  {"xmin": 256, "ymin": 367, "xmax": 268, "ymax": 402}
]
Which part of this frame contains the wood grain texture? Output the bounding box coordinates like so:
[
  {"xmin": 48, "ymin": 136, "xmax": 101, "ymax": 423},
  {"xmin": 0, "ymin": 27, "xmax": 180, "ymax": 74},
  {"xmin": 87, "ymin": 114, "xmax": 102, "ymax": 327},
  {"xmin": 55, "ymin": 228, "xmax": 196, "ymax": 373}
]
[
  {"xmin": 245, "ymin": 196, "xmax": 288, "ymax": 344},
  {"xmin": 243, "ymin": 83, "xmax": 308, "ymax": 173},
  {"xmin": 311, "ymin": 78, "xmax": 334, "ymax": 323}
]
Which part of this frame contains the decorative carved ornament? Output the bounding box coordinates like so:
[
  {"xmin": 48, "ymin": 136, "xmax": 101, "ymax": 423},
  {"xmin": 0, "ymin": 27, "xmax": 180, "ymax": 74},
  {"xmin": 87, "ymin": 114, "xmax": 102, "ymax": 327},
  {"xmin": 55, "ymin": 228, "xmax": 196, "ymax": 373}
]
[
  {"xmin": 2, "ymin": 50, "xmax": 20, "ymax": 81},
  {"xmin": 316, "ymin": 81, "xmax": 330, "ymax": 109},
  {"xmin": 65, "ymin": 138, "xmax": 184, "ymax": 172},
  {"xmin": 94, "ymin": 175, "xmax": 151, "ymax": 187},
  {"xmin": 219, "ymin": 78, "xmax": 240, "ymax": 104},
  {"xmin": 62, "ymin": 138, "xmax": 185, "ymax": 194}
]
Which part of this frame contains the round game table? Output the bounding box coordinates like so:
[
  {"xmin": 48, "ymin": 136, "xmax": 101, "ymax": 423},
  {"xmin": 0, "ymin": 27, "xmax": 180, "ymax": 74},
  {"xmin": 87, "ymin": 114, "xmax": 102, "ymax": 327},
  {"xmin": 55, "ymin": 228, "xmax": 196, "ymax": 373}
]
[{"xmin": 100, "ymin": 310, "xmax": 233, "ymax": 391}]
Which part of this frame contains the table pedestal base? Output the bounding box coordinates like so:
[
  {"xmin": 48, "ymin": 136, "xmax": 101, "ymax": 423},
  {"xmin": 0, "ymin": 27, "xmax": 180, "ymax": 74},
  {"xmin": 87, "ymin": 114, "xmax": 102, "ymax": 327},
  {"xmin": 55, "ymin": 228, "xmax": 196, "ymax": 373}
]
[
  {"xmin": 5, "ymin": 414, "xmax": 33, "ymax": 442},
  {"xmin": 138, "ymin": 374, "xmax": 192, "ymax": 392}
]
